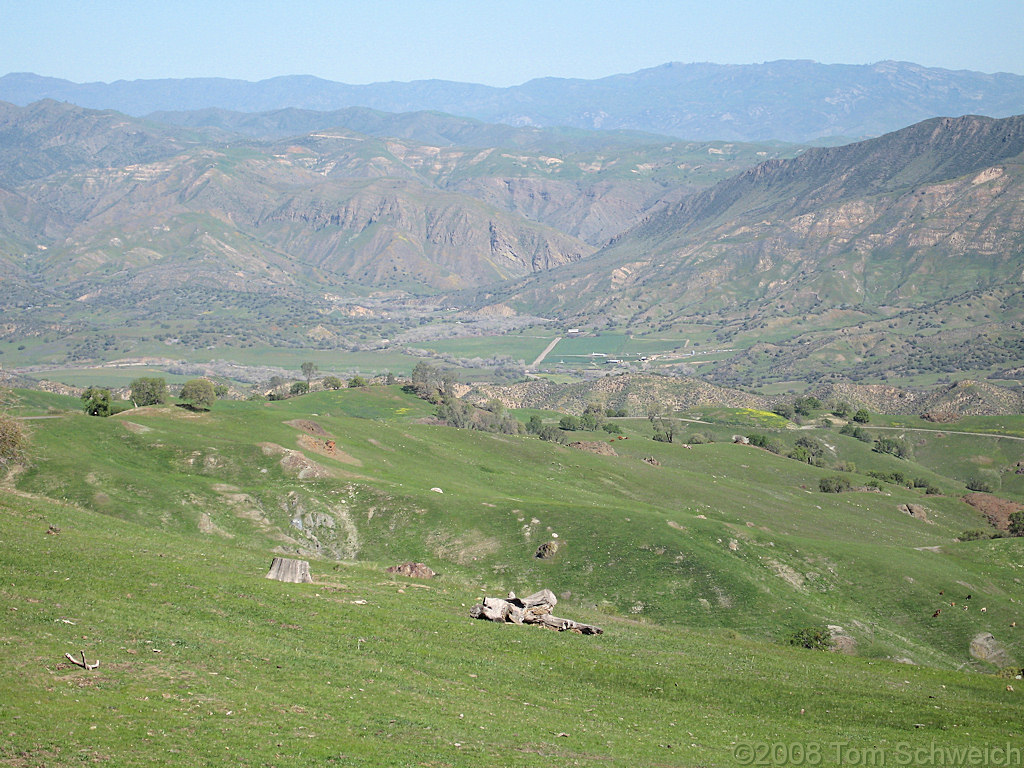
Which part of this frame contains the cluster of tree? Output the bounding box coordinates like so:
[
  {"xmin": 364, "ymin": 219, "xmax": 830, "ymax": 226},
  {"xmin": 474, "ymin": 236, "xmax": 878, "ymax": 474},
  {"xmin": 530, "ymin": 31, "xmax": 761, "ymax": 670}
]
[
  {"xmin": 788, "ymin": 435, "xmax": 827, "ymax": 466},
  {"xmin": 436, "ymin": 398, "xmax": 522, "ymax": 435},
  {"xmin": 865, "ymin": 470, "xmax": 938, "ymax": 493},
  {"xmin": 747, "ymin": 433, "xmax": 782, "ymax": 453},
  {"xmin": 407, "ymin": 361, "xmax": 457, "ymax": 404},
  {"xmin": 557, "ymin": 404, "xmax": 608, "ymax": 433},
  {"xmin": 839, "ymin": 423, "xmax": 873, "ymax": 442},
  {"xmin": 873, "ymin": 435, "xmax": 912, "ymax": 460}
]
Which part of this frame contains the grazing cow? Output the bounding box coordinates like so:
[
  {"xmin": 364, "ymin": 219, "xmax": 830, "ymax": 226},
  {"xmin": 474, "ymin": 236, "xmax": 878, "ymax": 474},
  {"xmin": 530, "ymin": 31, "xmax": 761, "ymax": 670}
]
[{"xmin": 932, "ymin": 609, "xmax": 941, "ymax": 618}]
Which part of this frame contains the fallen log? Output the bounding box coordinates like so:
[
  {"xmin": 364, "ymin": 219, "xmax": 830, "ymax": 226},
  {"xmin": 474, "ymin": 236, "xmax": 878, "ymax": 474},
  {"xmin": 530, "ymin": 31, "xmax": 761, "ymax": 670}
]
[
  {"xmin": 65, "ymin": 650, "xmax": 99, "ymax": 670},
  {"xmin": 469, "ymin": 589, "xmax": 602, "ymax": 635},
  {"xmin": 265, "ymin": 557, "xmax": 313, "ymax": 583}
]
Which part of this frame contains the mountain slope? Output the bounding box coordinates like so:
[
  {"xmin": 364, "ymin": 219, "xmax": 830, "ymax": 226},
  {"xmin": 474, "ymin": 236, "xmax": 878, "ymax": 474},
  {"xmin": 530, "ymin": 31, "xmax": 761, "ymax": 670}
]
[
  {"xmin": 486, "ymin": 114, "xmax": 1024, "ymax": 385},
  {"xmin": 4, "ymin": 60, "xmax": 1024, "ymax": 141}
]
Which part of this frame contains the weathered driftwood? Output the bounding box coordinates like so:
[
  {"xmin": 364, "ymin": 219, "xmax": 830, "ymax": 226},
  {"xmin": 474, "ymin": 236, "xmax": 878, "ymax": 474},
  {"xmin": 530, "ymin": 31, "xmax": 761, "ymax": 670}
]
[
  {"xmin": 469, "ymin": 589, "xmax": 602, "ymax": 635},
  {"xmin": 65, "ymin": 650, "xmax": 99, "ymax": 670},
  {"xmin": 265, "ymin": 557, "xmax": 313, "ymax": 583}
]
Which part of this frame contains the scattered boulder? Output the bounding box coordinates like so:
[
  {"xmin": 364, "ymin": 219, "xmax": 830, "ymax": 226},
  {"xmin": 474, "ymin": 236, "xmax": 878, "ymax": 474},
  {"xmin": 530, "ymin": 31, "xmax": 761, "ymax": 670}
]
[
  {"xmin": 266, "ymin": 557, "xmax": 313, "ymax": 583},
  {"xmin": 732, "ymin": 435, "xmax": 750, "ymax": 444},
  {"xmin": 642, "ymin": 456, "xmax": 661, "ymax": 466},
  {"xmin": 970, "ymin": 633, "xmax": 1016, "ymax": 667},
  {"xmin": 430, "ymin": 487, "xmax": 444, "ymax": 494},
  {"xmin": 385, "ymin": 562, "xmax": 436, "ymax": 579},
  {"xmin": 535, "ymin": 541, "xmax": 559, "ymax": 559},
  {"xmin": 828, "ymin": 625, "xmax": 858, "ymax": 654},
  {"xmin": 898, "ymin": 503, "xmax": 932, "ymax": 523},
  {"xmin": 568, "ymin": 441, "xmax": 617, "ymax": 456}
]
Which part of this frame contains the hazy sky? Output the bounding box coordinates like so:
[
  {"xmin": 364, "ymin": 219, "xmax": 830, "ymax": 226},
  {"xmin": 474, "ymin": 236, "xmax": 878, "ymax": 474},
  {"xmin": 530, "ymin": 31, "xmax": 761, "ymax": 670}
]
[{"xmin": 3, "ymin": 0, "xmax": 1023, "ymax": 85}]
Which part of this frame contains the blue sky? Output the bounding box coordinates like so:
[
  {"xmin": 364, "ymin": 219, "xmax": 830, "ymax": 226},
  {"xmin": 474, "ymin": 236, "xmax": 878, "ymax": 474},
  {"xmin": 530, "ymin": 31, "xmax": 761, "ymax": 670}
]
[{"xmin": 3, "ymin": 0, "xmax": 1023, "ymax": 85}]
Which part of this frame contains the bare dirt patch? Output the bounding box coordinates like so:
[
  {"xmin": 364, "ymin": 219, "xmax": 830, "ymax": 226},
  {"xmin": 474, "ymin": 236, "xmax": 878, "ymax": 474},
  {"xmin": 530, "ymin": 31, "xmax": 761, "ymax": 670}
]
[
  {"xmin": 258, "ymin": 442, "xmax": 331, "ymax": 480},
  {"xmin": 568, "ymin": 441, "xmax": 618, "ymax": 456},
  {"xmin": 962, "ymin": 492, "xmax": 1024, "ymax": 531},
  {"xmin": 285, "ymin": 419, "xmax": 329, "ymax": 436},
  {"xmin": 122, "ymin": 421, "xmax": 152, "ymax": 434},
  {"xmin": 198, "ymin": 511, "xmax": 234, "ymax": 538},
  {"xmin": 296, "ymin": 433, "xmax": 362, "ymax": 466}
]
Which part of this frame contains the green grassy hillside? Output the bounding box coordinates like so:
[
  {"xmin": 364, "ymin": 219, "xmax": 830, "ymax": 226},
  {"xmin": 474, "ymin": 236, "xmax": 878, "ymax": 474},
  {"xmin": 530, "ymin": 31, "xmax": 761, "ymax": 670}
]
[{"xmin": 4, "ymin": 386, "xmax": 1024, "ymax": 763}]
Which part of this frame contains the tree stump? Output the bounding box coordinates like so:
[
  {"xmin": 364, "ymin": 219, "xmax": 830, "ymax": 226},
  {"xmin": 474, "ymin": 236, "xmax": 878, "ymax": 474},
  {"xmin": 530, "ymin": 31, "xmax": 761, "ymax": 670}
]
[{"xmin": 265, "ymin": 557, "xmax": 313, "ymax": 583}]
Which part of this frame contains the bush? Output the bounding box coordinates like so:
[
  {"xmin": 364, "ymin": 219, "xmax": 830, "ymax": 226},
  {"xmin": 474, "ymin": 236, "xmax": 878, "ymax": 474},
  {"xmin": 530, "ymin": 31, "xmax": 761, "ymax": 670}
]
[
  {"xmin": 526, "ymin": 415, "xmax": 544, "ymax": 435},
  {"xmin": 602, "ymin": 422, "xmax": 622, "ymax": 434},
  {"xmin": 321, "ymin": 376, "xmax": 343, "ymax": 390},
  {"xmin": 966, "ymin": 470, "xmax": 1000, "ymax": 493},
  {"xmin": 789, "ymin": 626, "xmax": 832, "ymax": 650},
  {"xmin": 0, "ymin": 411, "xmax": 28, "ymax": 466},
  {"xmin": 348, "ymin": 376, "xmax": 367, "ymax": 388},
  {"xmin": 81, "ymin": 387, "xmax": 112, "ymax": 417},
  {"xmin": 290, "ymin": 381, "xmax": 310, "ymax": 395},
  {"xmin": 852, "ymin": 409, "xmax": 871, "ymax": 423},
  {"xmin": 960, "ymin": 529, "xmax": 991, "ymax": 541},
  {"xmin": 1009, "ymin": 511, "xmax": 1024, "ymax": 538},
  {"xmin": 819, "ymin": 476, "xmax": 851, "ymax": 493}
]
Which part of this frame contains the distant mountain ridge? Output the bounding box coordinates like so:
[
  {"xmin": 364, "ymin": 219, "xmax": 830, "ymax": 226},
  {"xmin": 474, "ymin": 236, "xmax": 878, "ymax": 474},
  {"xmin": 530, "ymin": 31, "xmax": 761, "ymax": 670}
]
[{"xmin": 3, "ymin": 60, "xmax": 1024, "ymax": 142}]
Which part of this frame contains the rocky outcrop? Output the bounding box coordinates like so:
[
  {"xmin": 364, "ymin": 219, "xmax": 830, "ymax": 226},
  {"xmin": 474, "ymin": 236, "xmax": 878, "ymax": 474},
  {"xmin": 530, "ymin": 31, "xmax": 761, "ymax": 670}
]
[{"xmin": 970, "ymin": 633, "xmax": 1015, "ymax": 667}]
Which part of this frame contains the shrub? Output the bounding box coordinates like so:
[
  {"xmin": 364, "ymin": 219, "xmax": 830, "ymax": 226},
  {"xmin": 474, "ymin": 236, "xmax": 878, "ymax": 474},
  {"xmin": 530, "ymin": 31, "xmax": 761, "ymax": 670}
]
[
  {"xmin": 348, "ymin": 376, "xmax": 367, "ymax": 388},
  {"xmin": 526, "ymin": 415, "xmax": 544, "ymax": 435},
  {"xmin": 789, "ymin": 626, "xmax": 832, "ymax": 650},
  {"xmin": 81, "ymin": 387, "xmax": 112, "ymax": 417},
  {"xmin": 290, "ymin": 381, "xmax": 310, "ymax": 395},
  {"xmin": 852, "ymin": 409, "xmax": 871, "ymax": 423},
  {"xmin": 321, "ymin": 376, "xmax": 343, "ymax": 390},
  {"xmin": 960, "ymin": 529, "xmax": 991, "ymax": 541},
  {"xmin": 1009, "ymin": 511, "xmax": 1024, "ymax": 538},
  {"xmin": 602, "ymin": 422, "xmax": 622, "ymax": 434},
  {"xmin": 966, "ymin": 470, "xmax": 1000, "ymax": 493},
  {"xmin": 819, "ymin": 476, "xmax": 851, "ymax": 493},
  {"xmin": 0, "ymin": 411, "xmax": 28, "ymax": 466},
  {"xmin": 559, "ymin": 415, "xmax": 580, "ymax": 431}
]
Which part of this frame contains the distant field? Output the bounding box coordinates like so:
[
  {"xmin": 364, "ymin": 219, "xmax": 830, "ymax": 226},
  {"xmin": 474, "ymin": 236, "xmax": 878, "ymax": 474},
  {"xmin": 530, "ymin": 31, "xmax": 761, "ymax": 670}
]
[{"xmin": 408, "ymin": 334, "xmax": 552, "ymax": 362}]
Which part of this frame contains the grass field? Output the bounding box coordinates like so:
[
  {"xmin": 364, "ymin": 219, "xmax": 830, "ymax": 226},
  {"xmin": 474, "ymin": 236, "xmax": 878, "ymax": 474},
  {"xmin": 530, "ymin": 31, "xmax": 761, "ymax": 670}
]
[{"xmin": 3, "ymin": 386, "xmax": 1023, "ymax": 765}]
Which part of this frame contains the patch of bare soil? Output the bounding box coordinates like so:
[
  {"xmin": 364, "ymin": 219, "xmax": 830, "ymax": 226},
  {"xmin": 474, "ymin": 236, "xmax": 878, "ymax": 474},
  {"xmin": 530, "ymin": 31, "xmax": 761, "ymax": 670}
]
[
  {"xmin": 296, "ymin": 433, "xmax": 362, "ymax": 466},
  {"xmin": 258, "ymin": 442, "xmax": 330, "ymax": 480},
  {"xmin": 198, "ymin": 511, "xmax": 234, "ymax": 538},
  {"xmin": 285, "ymin": 419, "xmax": 329, "ymax": 436},
  {"xmin": 121, "ymin": 421, "xmax": 152, "ymax": 434},
  {"xmin": 568, "ymin": 441, "xmax": 618, "ymax": 456},
  {"xmin": 962, "ymin": 493, "xmax": 1024, "ymax": 531}
]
